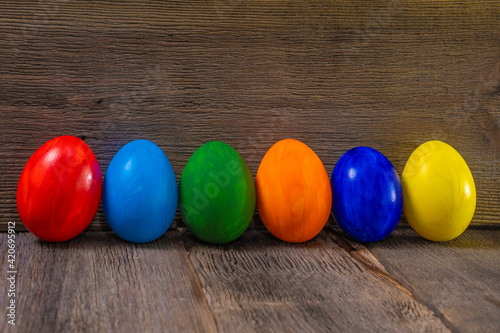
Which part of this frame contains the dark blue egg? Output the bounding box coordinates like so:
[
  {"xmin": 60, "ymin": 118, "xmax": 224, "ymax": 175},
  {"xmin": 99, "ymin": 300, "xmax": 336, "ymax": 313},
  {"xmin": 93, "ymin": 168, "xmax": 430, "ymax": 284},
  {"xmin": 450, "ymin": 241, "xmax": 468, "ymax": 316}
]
[
  {"xmin": 103, "ymin": 140, "xmax": 178, "ymax": 243},
  {"xmin": 331, "ymin": 147, "xmax": 402, "ymax": 243}
]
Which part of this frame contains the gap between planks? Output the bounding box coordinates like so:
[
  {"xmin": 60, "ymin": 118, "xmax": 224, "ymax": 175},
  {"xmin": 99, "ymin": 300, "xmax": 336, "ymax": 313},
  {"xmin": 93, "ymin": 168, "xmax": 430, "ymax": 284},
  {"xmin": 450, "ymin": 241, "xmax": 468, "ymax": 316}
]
[{"xmin": 181, "ymin": 228, "xmax": 449, "ymax": 332}]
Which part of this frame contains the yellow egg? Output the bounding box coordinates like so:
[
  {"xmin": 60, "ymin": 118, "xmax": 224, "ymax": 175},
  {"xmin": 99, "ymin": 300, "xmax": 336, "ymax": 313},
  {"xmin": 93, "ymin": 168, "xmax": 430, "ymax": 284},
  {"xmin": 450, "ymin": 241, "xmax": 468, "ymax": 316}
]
[{"xmin": 402, "ymin": 140, "xmax": 476, "ymax": 241}]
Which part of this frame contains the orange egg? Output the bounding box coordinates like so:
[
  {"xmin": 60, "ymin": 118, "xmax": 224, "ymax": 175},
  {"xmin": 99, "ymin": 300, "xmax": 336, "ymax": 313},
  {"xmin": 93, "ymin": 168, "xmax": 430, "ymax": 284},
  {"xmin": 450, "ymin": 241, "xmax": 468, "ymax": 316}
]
[{"xmin": 256, "ymin": 139, "xmax": 332, "ymax": 242}]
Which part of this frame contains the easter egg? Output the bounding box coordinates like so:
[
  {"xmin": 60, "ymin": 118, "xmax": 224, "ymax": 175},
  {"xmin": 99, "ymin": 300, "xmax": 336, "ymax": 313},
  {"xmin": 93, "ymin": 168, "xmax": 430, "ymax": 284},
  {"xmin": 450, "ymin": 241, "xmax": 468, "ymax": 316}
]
[
  {"xmin": 256, "ymin": 139, "xmax": 331, "ymax": 243},
  {"xmin": 17, "ymin": 136, "xmax": 102, "ymax": 242},
  {"xmin": 179, "ymin": 141, "xmax": 255, "ymax": 244},
  {"xmin": 331, "ymin": 147, "xmax": 403, "ymax": 243},
  {"xmin": 402, "ymin": 140, "xmax": 476, "ymax": 242},
  {"xmin": 103, "ymin": 140, "xmax": 178, "ymax": 243}
]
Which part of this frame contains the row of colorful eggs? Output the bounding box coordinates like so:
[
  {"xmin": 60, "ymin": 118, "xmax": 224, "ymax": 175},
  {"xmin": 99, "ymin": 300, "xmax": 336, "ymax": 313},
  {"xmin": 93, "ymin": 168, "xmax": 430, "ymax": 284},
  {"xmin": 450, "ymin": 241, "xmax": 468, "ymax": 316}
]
[{"xmin": 17, "ymin": 136, "xmax": 476, "ymax": 244}]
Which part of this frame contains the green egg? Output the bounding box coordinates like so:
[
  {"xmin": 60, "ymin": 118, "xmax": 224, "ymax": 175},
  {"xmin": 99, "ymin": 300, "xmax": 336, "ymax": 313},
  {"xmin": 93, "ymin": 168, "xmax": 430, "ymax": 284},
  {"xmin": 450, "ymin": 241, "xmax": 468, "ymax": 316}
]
[{"xmin": 179, "ymin": 141, "xmax": 256, "ymax": 244}]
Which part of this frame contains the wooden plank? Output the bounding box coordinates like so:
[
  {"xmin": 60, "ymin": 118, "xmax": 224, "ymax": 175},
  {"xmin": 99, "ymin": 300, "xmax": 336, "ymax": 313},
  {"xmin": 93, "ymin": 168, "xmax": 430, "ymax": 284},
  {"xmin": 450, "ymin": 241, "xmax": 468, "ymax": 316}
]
[
  {"xmin": 365, "ymin": 225, "xmax": 500, "ymax": 332},
  {"xmin": 0, "ymin": 231, "xmax": 218, "ymax": 333},
  {"xmin": 1, "ymin": 0, "xmax": 499, "ymax": 230},
  {"xmin": 184, "ymin": 229, "xmax": 449, "ymax": 332}
]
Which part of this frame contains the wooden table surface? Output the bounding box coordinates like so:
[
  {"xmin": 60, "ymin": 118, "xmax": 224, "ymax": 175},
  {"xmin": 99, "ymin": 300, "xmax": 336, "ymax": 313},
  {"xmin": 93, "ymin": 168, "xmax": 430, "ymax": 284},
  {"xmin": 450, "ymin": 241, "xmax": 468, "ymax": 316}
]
[
  {"xmin": 1, "ymin": 1, "xmax": 499, "ymax": 332},
  {"xmin": 1, "ymin": 226, "xmax": 499, "ymax": 332}
]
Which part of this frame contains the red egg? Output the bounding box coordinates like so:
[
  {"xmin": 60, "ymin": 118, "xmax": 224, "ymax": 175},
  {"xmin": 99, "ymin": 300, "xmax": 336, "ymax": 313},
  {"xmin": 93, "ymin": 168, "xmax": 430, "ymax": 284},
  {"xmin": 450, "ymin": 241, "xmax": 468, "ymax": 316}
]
[{"xmin": 17, "ymin": 136, "xmax": 102, "ymax": 242}]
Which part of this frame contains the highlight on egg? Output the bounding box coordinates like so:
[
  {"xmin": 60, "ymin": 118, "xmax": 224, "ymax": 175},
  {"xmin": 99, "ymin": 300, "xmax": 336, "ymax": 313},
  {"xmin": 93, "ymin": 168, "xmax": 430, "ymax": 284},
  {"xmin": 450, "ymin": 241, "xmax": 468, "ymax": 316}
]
[{"xmin": 402, "ymin": 140, "xmax": 476, "ymax": 242}]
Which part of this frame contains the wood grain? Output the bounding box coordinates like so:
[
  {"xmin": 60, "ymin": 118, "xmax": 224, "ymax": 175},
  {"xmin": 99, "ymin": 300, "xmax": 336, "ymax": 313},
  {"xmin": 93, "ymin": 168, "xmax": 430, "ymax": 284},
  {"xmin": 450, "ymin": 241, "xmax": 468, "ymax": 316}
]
[
  {"xmin": 365, "ymin": 225, "xmax": 500, "ymax": 333},
  {"xmin": 2, "ymin": 228, "xmax": 498, "ymax": 332},
  {"xmin": 184, "ymin": 229, "xmax": 449, "ymax": 332},
  {"xmin": 0, "ymin": 230, "xmax": 218, "ymax": 333},
  {"xmin": 1, "ymin": 0, "xmax": 499, "ymax": 230}
]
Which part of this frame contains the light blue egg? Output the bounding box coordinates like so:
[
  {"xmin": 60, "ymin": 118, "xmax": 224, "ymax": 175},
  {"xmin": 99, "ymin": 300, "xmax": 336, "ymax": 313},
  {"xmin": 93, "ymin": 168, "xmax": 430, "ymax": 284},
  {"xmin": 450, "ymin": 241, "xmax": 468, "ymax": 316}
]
[{"xmin": 103, "ymin": 140, "xmax": 178, "ymax": 243}]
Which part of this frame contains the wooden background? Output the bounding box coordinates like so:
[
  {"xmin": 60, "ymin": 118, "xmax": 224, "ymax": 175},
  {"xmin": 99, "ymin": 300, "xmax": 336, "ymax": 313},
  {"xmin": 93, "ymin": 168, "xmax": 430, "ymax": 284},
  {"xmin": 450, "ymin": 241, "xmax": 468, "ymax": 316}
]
[{"xmin": 1, "ymin": 0, "xmax": 499, "ymax": 231}]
